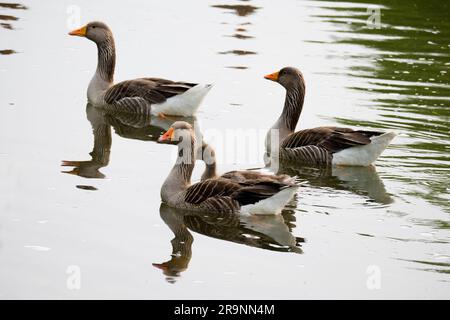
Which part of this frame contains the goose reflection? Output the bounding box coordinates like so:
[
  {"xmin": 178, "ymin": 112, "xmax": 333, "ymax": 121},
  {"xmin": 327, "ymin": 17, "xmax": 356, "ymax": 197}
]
[
  {"xmin": 203, "ymin": 143, "xmax": 392, "ymax": 205},
  {"xmin": 154, "ymin": 203, "xmax": 304, "ymax": 283},
  {"xmin": 61, "ymin": 103, "xmax": 201, "ymax": 179},
  {"xmin": 61, "ymin": 105, "xmax": 112, "ymax": 179},
  {"xmin": 274, "ymin": 161, "xmax": 393, "ymax": 205}
]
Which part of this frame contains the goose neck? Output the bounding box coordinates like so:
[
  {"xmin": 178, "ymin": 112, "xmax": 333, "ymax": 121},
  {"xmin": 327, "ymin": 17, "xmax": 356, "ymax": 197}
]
[
  {"xmin": 279, "ymin": 83, "xmax": 305, "ymax": 133},
  {"xmin": 161, "ymin": 138, "xmax": 196, "ymax": 202},
  {"xmin": 95, "ymin": 37, "xmax": 115, "ymax": 84}
]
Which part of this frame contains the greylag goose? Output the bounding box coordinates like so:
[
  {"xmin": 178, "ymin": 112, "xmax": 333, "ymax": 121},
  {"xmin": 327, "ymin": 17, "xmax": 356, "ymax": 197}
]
[
  {"xmin": 264, "ymin": 67, "xmax": 396, "ymax": 166},
  {"xmin": 158, "ymin": 121, "xmax": 299, "ymax": 215},
  {"xmin": 68, "ymin": 21, "xmax": 212, "ymax": 116},
  {"xmin": 200, "ymin": 142, "xmax": 294, "ymax": 184}
]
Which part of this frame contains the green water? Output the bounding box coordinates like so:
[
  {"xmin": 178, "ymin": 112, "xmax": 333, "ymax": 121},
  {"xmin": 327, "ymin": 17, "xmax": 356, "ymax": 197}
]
[{"xmin": 312, "ymin": 0, "xmax": 450, "ymax": 212}]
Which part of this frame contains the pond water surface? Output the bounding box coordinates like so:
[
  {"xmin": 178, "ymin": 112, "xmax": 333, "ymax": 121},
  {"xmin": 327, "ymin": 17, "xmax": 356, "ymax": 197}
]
[{"xmin": 0, "ymin": 0, "xmax": 449, "ymax": 299}]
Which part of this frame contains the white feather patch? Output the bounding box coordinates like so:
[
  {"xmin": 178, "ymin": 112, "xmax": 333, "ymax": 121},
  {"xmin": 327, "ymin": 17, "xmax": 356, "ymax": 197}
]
[
  {"xmin": 240, "ymin": 186, "xmax": 299, "ymax": 215},
  {"xmin": 332, "ymin": 131, "xmax": 397, "ymax": 166},
  {"xmin": 151, "ymin": 84, "xmax": 212, "ymax": 116}
]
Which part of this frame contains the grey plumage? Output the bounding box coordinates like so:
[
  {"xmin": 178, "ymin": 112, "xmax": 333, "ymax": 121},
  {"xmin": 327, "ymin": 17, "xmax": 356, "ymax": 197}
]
[
  {"xmin": 265, "ymin": 66, "xmax": 386, "ymax": 165},
  {"xmin": 160, "ymin": 122, "xmax": 298, "ymax": 214},
  {"xmin": 104, "ymin": 78, "xmax": 197, "ymax": 113},
  {"xmin": 69, "ymin": 21, "xmax": 206, "ymax": 115}
]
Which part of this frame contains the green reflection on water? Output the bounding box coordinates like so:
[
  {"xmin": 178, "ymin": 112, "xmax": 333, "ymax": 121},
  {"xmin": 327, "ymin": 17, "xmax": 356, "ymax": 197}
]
[{"xmin": 313, "ymin": 0, "xmax": 450, "ymax": 214}]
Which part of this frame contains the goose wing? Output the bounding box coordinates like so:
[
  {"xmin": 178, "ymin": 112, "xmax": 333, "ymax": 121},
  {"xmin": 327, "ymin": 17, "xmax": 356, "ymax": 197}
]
[
  {"xmin": 104, "ymin": 78, "xmax": 197, "ymax": 105},
  {"xmin": 220, "ymin": 170, "xmax": 293, "ymax": 185},
  {"xmin": 281, "ymin": 127, "xmax": 383, "ymax": 153},
  {"xmin": 184, "ymin": 179, "xmax": 292, "ymax": 207},
  {"xmin": 230, "ymin": 181, "xmax": 292, "ymax": 206},
  {"xmin": 184, "ymin": 179, "xmax": 241, "ymax": 205}
]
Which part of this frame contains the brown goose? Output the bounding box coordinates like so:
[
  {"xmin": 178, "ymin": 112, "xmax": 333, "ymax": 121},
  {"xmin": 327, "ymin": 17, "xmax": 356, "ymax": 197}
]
[
  {"xmin": 158, "ymin": 121, "xmax": 299, "ymax": 215},
  {"xmin": 264, "ymin": 67, "xmax": 396, "ymax": 166},
  {"xmin": 68, "ymin": 21, "xmax": 212, "ymax": 116},
  {"xmin": 200, "ymin": 142, "xmax": 294, "ymax": 184}
]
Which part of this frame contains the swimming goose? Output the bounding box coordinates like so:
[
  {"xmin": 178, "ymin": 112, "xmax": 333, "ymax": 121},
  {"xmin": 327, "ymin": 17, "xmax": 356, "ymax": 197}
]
[
  {"xmin": 158, "ymin": 121, "xmax": 299, "ymax": 215},
  {"xmin": 264, "ymin": 67, "xmax": 396, "ymax": 166},
  {"xmin": 68, "ymin": 21, "xmax": 212, "ymax": 116},
  {"xmin": 200, "ymin": 142, "xmax": 294, "ymax": 184}
]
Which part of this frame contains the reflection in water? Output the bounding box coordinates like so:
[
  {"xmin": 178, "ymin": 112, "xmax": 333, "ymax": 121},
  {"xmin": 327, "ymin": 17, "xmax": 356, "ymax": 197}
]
[
  {"xmin": 0, "ymin": 2, "xmax": 26, "ymax": 30},
  {"xmin": 61, "ymin": 104, "xmax": 201, "ymax": 180},
  {"xmin": 0, "ymin": 2, "xmax": 26, "ymax": 50},
  {"xmin": 0, "ymin": 14, "xmax": 17, "ymax": 21},
  {"xmin": 0, "ymin": 23, "xmax": 12, "ymax": 30},
  {"xmin": 105, "ymin": 110, "xmax": 164, "ymax": 141},
  {"xmin": 0, "ymin": 3, "xmax": 27, "ymax": 9},
  {"xmin": 227, "ymin": 33, "xmax": 253, "ymax": 40},
  {"xmin": 76, "ymin": 185, "xmax": 98, "ymax": 191},
  {"xmin": 400, "ymin": 259, "xmax": 450, "ymax": 275},
  {"xmin": 270, "ymin": 161, "xmax": 393, "ymax": 205},
  {"xmin": 154, "ymin": 203, "xmax": 303, "ymax": 283},
  {"xmin": 309, "ymin": 0, "xmax": 450, "ymax": 213},
  {"xmin": 0, "ymin": 0, "xmax": 447, "ymax": 298},
  {"xmin": 61, "ymin": 105, "xmax": 112, "ymax": 179},
  {"xmin": 211, "ymin": 4, "xmax": 259, "ymax": 17},
  {"xmin": 226, "ymin": 66, "xmax": 248, "ymax": 70},
  {"xmin": 213, "ymin": 2, "xmax": 258, "ymax": 70},
  {"xmin": 0, "ymin": 49, "xmax": 16, "ymax": 55},
  {"xmin": 218, "ymin": 50, "xmax": 257, "ymax": 56}
]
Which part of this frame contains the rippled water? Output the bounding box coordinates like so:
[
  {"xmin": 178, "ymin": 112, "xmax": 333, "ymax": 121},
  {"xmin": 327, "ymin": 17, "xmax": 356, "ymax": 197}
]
[{"xmin": 0, "ymin": 0, "xmax": 449, "ymax": 298}]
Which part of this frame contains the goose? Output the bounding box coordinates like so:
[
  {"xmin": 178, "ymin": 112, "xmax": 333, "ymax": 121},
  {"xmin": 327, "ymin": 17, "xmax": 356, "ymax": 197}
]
[
  {"xmin": 264, "ymin": 67, "xmax": 396, "ymax": 166},
  {"xmin": 200, "ymin": 142, "xmax": 294, "ymax": 184},
  {"xmin": 158, "ymin": 121, "xmax": 299, "ymax": 215},
  {"xmin": 68, "ymin": 21, "xmax": 212, "ymax": 116}
]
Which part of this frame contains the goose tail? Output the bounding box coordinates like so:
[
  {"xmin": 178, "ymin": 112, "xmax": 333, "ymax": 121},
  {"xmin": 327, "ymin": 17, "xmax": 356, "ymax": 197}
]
[
  {"xmin": 151, "ymin": 83, "xmax": 213, "ymax": 117},
  {"xmin": 332, "ymin": 131, "xmax": 397, "ymax": 166},
  {"xmin": 240, "ymin": 184, "xmax": 299, "ymax": 216}
]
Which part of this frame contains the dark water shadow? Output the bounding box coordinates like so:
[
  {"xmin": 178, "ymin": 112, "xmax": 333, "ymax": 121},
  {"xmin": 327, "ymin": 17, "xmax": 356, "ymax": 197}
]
[{"xmin": 153, "ymin": 203, "xmax": 304, "ymax": 283}]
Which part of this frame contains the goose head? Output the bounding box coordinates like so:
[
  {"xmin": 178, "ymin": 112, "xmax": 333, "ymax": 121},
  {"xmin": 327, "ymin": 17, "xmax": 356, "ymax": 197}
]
[
  {"xmin": 159, "ymin": 121, "xmax": 197, "ymax": 167},
  {"xmin": 264, "ymin": 66, "xmax": 304, "ymax": 90},
  {"xmin": 68, "ymin": 21, "xmax": 113, "ymax": 44},
  {"xmin": 158, "ymin": 121, "xmax": 195, "ymax": 146}
]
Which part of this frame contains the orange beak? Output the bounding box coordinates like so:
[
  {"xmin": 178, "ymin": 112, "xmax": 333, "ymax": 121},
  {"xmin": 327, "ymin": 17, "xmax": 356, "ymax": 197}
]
[
  {"xmin": 158, "ymin": 127, "xmax": 174, "ymax": 142},
  {"xmin": 68, "ymin": 25, "xmax": 87, "ymax": 37},
  {"xmin": 152, "ymin": 263, "xmax": 168, "ymax": 271},
  {"xmin": 264, "ymin": 71, "xmax": 279, "ymax": 81}
]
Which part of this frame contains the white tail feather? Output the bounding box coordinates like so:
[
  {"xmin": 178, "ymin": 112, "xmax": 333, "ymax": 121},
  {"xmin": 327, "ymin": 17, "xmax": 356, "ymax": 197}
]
[
  {"xmin": 151, "ymin": 84, "xmax": 212, "ymax": 116},
  {"xmin": 332, "ymin": 131, "xmax": 397, "ymax": 166},
  {"xmin": 240, "ymin": 186, "xmax": 299, "ymax": 216}
]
